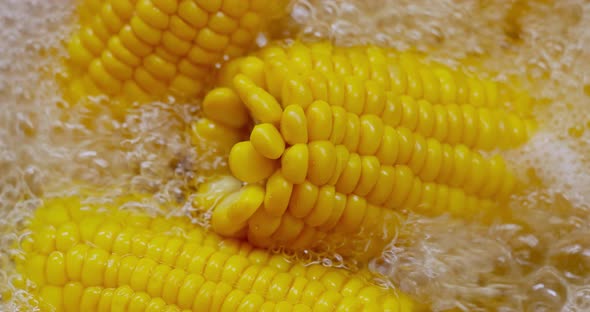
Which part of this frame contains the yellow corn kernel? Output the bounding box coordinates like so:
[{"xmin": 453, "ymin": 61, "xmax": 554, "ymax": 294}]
[
  {"xmin": 342, "ymin": 112, "xmax": 361, "ymax": 151},
  {"xmin": 330, "ymin": 105, "xmax": 347, "ymax": 145},
  {"xmin": 288, "ymin": 181, "xmax": 319, "ymax": 219},
  {"xmin": 212, "ymin": 184, "xmax": 265, "ymax": 235},
  {"xmin": 237, "ymin": 56, "xmax": 267, "ymax": 88},
  {"xmin": 88, "ymin": 59, "xmax": 122, "ymax": 95},
  {"xmin": 281, "ymin": 105, "xmax": 309, "ymax": 145},
  {"xmin": 282, "ymin": 76, "xmax": 315, "ymax": 109},
  {"xmin": 178, "ymin": 59, "xmax": 208, "ymax": 79},
  {"xmin": 375, "ymin": 126, "xmax": 400, "ymax": 166},
  {"xmin": 264, "ymin": 171, "xmax": 293, "ymax": 217},
  {"xmin": 109, "ymin": 0, "xmax": 134, "ymax": 20},
  {"xmin": 306, "ymin": 72, "xmax": 329, "ymax": 102},
  {"xmin": 328, "ymin": 145, "xmax": 350, "ymax": 185},
  {"xmin": 306, "ymin": 100, "xmax": 334, "ymax": 141},
  {"xmin": 234, "ymin": 74, "xmax": 283, "ymax": 124},
  {"xmin": 68, "ymin": 35, "xmax": 95, "ymax": 68},
  {"xmin": 281, "ymin": 144, "xmax": 309, "ymax": 184},
  {"xmin": 197, "ymin": 28, "xmax": 229, "ymax": 52},
  {"xmin": 248, "ymin": 209, "xmax": 282, "ymax": 239},
  {"xmin": 354, "ymin": 156, "xmax": 381, "ymax": 197},
  {"xmin": 335, "ymin": 152, "xmax": 362, "ymax": 194},
  {"xmin": 231, "ymin": 29, "xmax": 255, "ymax": 48},
  {"xmin": 101, "ymin": 50, "xmax": 133, "ymax": 80},
  {"xmin": 89, "ymin": 14, "xmax": 111, "ymax": 42},
  {"xmin": 347, "ymin": 49, "xmax": 371, "ymax": 80},
  {"xmin": 79, "ymin": 27, "xmax": 105, "ymax": 56},
  {"xmin": 317, "ymin": 192, "xmax": 347, "ymax": 232},
  {"xmin": 190, "ymin": 117, "xmax": 245, "ymax": 155},
  {"xmin": 364, "ymin": 80, "xmax": 387, "ymax": 115},
  {"xmin": 136, "ymin": 0, "xmax": 169, "ymax": 30},
  {"xmin": 130, "ymin": 15, "xmax": 163, "ymax": 46},
  {"xmin": 169, "ymin": 74, "xmax": 203, "ymax": 97},
  {"xmin": 107, "ymin": 36, "xmax": 141, "ymax": 67},
  {"xmin": 155, "ymin": 45, "xmax": 179, "ymax": 62},
  {"xmin": 419, "ymin": 67, "xmax": 441, "ymax": 104},
  {"xmin": 161, "ymin": 32, "xmax": 191, "ymax": 56},
  {"xmin": 270, "ymin": 213, "xmax": 305, "ymax": 244},
  {"xmin": 143, "ymin": 57, "xmax": 175, "ymax": 85},
  {"xmin": 203, "ymin": 87, "xmax": 250, "ymax": 129},
  {"xmin": 250, "ymin": 123, "xmax": 286, "ymax": 160},
  {"xmin": 343, "ymin": 76, "xmax": 366, "ymax": 115},
  {"xmin": 358, "ymin": 114, "xmax": 384, "ymax": 155},
  {"xmin": 209, "ymin": 11, "xmax": 239, "ymax": 34},
  {"xmin": 134, "ymin": 67, "xmax": 167, "ymax": 96},
  {"xmin": 102, "ymin": 7, "xmax": 125, "ymax": 34},
  {"xmin": 304, "ymin": 185, "xmax": 336, "ymax": 227},
  {"xmin": 307, "ymin": 141, "xmax": 337, "ymax": 186},
  {"xmin": 229, "ymin": 141, "xmax": 278, "ymax": 183}
]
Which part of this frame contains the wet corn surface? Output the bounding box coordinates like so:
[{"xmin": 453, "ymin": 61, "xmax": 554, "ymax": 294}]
[
  {"xmin": 15, "ymin": 195, "xmax": 415, "ymax": 311},
  {"xmin": 192, "ymin": 41, "xmax": 534, "ymax": 259},
  {"xmin": 2, "ymin": 0, "xmax": 590, "ymax": 311},
  {"xmin": 63, "ymin": 0, "xmax": 288, "ymax": 106}
]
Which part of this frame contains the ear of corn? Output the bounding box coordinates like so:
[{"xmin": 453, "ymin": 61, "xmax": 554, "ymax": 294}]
[
  {"xmin": 14, "ymin": 196, "xmax": 417, "ymax": 312},
  {"xmin": 191, "ymin": 41, "xmax": 535, "ymax": 256},
  {"xmin": 63, "ymin": 0, "xmax": 289, "ymax": 109}
]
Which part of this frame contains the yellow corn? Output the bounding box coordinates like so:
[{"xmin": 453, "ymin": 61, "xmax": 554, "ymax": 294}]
[
  {"xmin": 14, "ymin": 196, "xmax": 417, "ymax": 312},
  {"xmin": 217, "ymin": 42, "xmax": 537, "ymax": 147},
  {"xmin": 63, "ymin": 0, "xmax": 289, "ymax": 108},
  {"xmin": 191, "ymin": 41, "xmax": 534, "ymax": 256},
  {"xmin": 256, "ymin": 42, "xmax": 535, "ymax": 115}
]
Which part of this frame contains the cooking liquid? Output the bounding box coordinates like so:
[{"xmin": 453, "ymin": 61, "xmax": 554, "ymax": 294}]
[{"xmin": 2, "ymin": 0, "xmax": 590, "ymax": 311}]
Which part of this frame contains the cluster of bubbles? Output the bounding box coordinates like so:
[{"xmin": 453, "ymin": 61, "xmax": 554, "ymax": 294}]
[{"xmin": 2, "ymin": 0, "xmax": 590, "ymax": 311}]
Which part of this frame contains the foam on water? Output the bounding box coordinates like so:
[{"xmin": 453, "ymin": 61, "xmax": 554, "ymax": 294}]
[{"xmin": 2, "ymin": 0, "xmax": 590, "ymax": 311}]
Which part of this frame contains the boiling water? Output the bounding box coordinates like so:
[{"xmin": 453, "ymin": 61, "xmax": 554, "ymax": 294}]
[{"xmin": 1, "ymin": 0, "xmax": 590, "ymax": 311}]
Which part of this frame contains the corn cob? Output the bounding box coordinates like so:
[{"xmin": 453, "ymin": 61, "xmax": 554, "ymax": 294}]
[
  {"xmin": 63, "ymin": 0, "xmax": 289, "ymax": 107},
  {"xmin": 191, "ymin": 41, "xmax": 535, "ymax": 256},
  {"xmin": 15, "ymin": 196, "xmax": 417, "ymax": 312}
]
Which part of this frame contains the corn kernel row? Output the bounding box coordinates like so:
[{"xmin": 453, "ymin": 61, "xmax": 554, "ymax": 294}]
[
  {"xmin": 65, "ymin": 0, "xmax": 288, "ymax": 105},
  {"xmin": 25, "ymin": 198, "xmax": 356, "ymax": 283},
  {"xmin": 198, "ymin": 176, "xmax": 400, "ymax": 257},
  {"xmin": 16, "ymin": 197, "xmax": 416, "ymax": 311},
  {"xmin": 385, "ymin": 94, "xmax": 536, "ymax": 149},
  {"xmin": 230, "ymin": 120, "xmax": 516, "ymax": 202},
  {"xmin": 234, "ymin": 161, "xmax": 492, "ymax": 222},
  {"xmin": 35, "ymin": 284, "xmax": 184, "ymax": 312},
  {"xmin": 273, "ymin": 99, "xmax": 519, "ymax": 197},
  {"xmin": 226, "ymin": 42, "xmax": 535, "ymax": 115},
  {"xmin": 201, "ymin": 166, "xmax": 497, "ymax": 258},
  {"xmin": 27, "ymin": 247, "xmax": 353, "ymax": 311}
]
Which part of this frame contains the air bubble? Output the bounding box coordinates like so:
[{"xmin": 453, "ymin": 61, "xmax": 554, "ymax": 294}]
[
  {"xmin": 548, "ymin": 233, "xmax": 590, "ymax": 283},
  {"xmin": 567, "ymin": 287, "xmax": 590, "ymax": 311},
  {"xmin": 524, "ymin": 268, "xmax": 568, "ymax": 312}
]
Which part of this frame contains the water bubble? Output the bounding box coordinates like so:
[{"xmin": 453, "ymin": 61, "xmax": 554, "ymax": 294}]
[
  {"xmin": 524, "ymin": 267, "xmax": 568, "ymax": 312},
  {"xmin": 548, "ymin": 233, "xmax": 590, "ymax": 283},
  {"xmin": 565, "ymin": 286, "xmax": 590, "ymax": 312}
]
